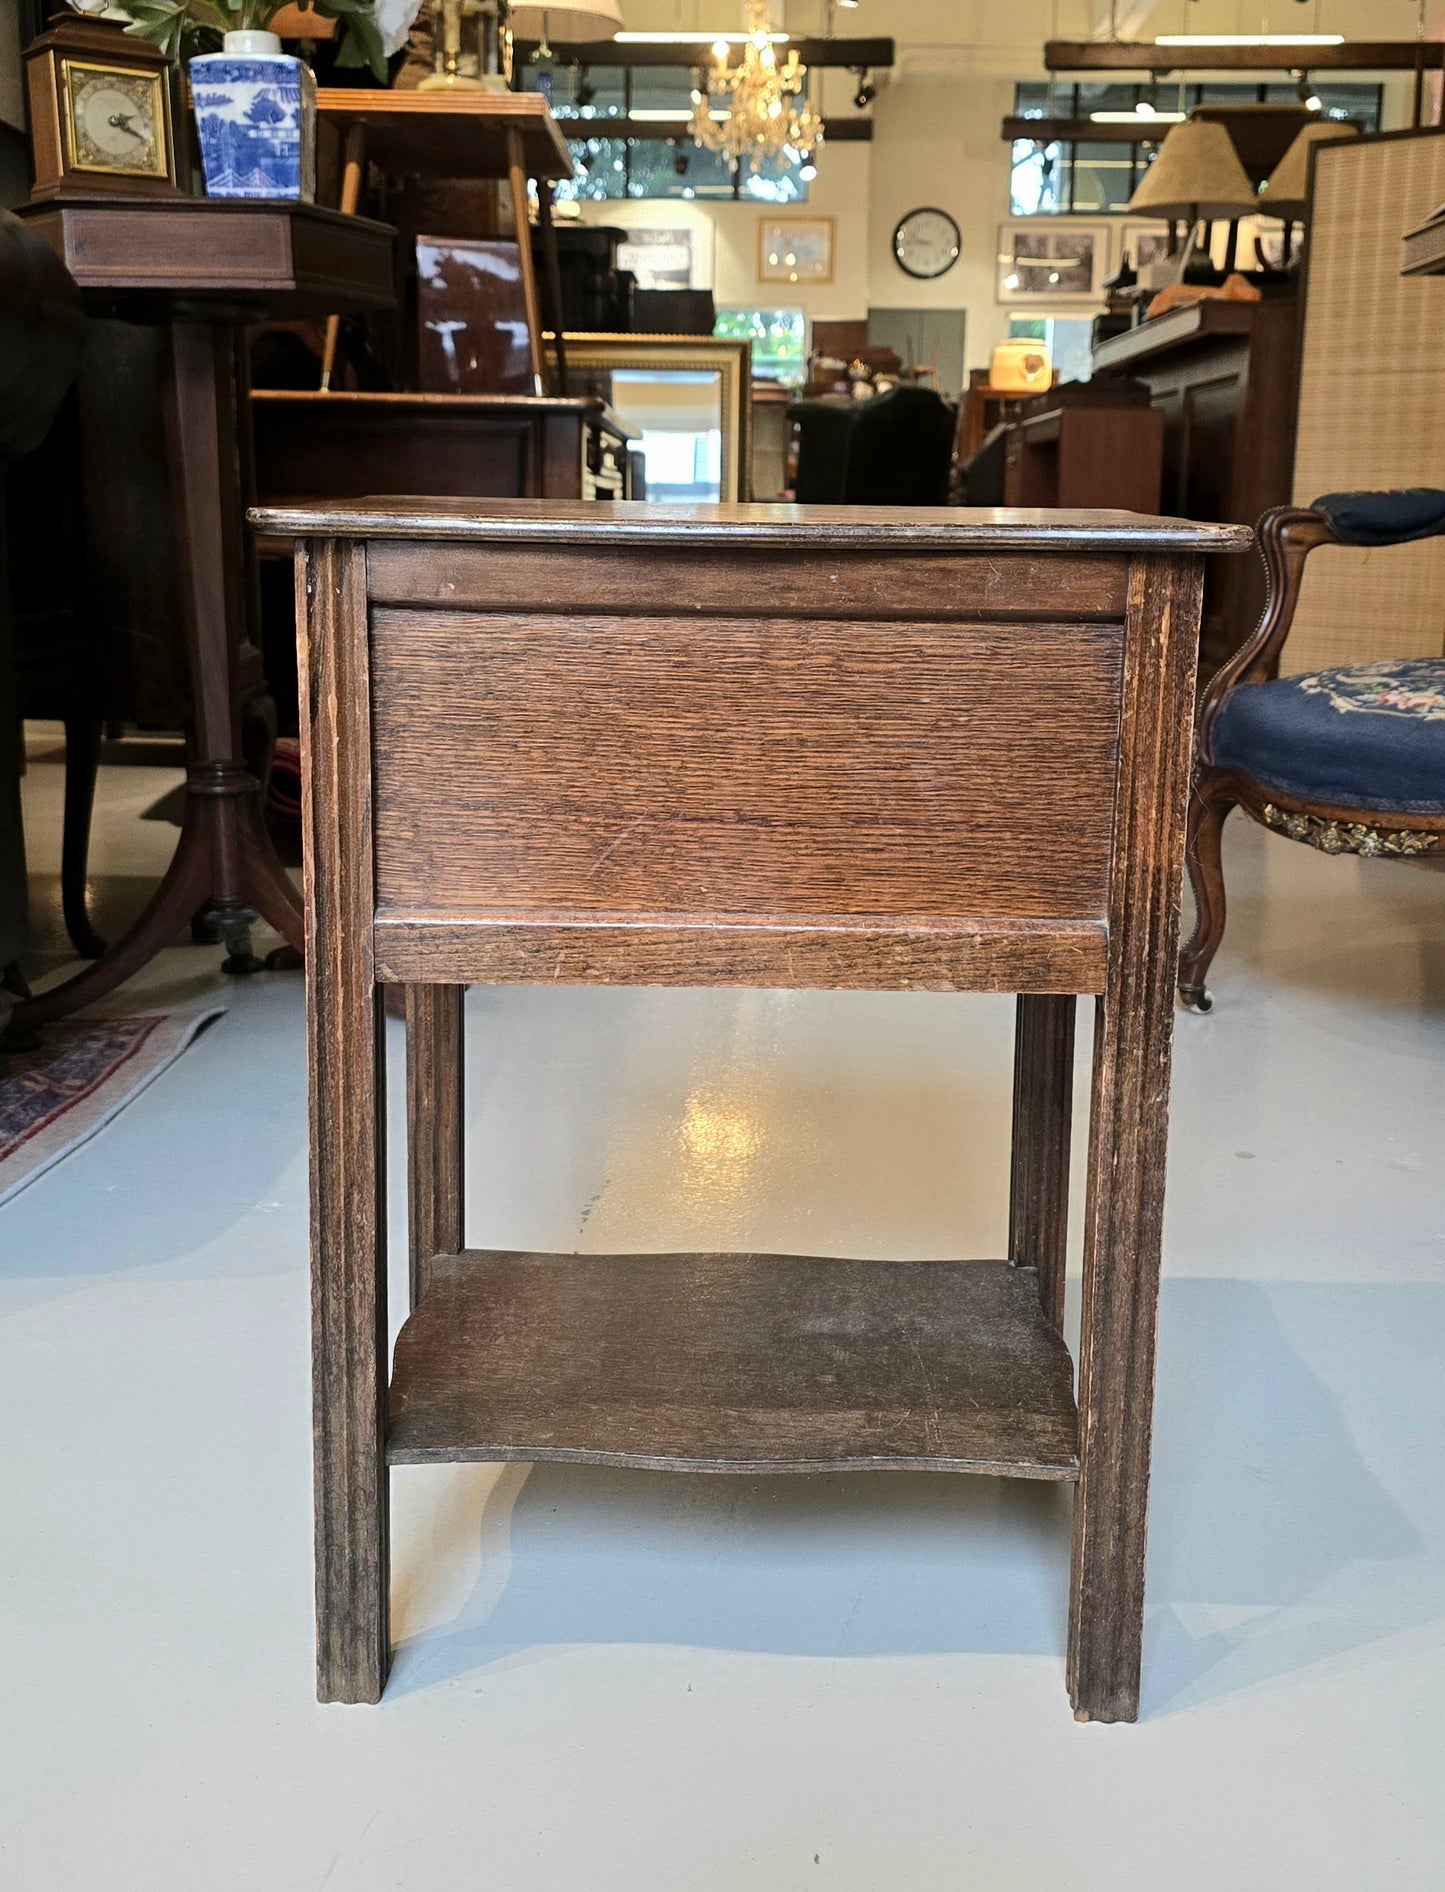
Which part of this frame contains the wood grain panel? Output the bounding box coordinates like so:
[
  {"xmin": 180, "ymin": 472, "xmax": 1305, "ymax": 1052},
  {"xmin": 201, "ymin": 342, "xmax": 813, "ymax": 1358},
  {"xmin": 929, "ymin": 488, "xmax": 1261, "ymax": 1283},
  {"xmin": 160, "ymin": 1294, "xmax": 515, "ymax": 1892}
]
[
  {"xmin": 387, "ymin": 1251, "xmax": 1080, "ymax": 1478},
  {"xmin": 373, "ymin": 912, "xmax": 1108, "ymax": 993},
  {"xmin": 370, "ymin": 610, "xmax": 1125, "ymax": 926},
  {"xmin": 364, "ymin": 541, "xmax": 1133, "ymax": 621}
]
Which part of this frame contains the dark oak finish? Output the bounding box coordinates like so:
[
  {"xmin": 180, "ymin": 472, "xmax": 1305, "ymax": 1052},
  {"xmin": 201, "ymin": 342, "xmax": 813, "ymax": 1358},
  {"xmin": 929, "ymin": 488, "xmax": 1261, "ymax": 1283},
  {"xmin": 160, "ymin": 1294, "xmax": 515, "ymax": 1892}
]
[
  {"xmin": 260, "ymin": 496, "xmax": 1242, "ymax": 553},
  {"xmin": 1009, "ymin": 995, "xmax": 1076, "ymax": 1332},
  {"xmin": 1092, "ymin": 300, "xmax": 1299, "ymax": 675},
  {"xmin": 363, "ymin": 538, "xmax": 1134, "ymax": 620},
  {"xmin": 374, "ymin": 913, "xmax": 1108, "ymax": 995},
  {"xmin": 262, "ymin": 497, "xmax": 1249, "ymax": 1716},
  {"xmin": 389, "ymin": 1253, "xmax": 1080, "ymax": 1478},
  {"xmin": 1180, "ymin": 506, "xmax": 1445, "ymax": 1010},
  {"xmin": 251, "ymin": 391, "xmax": 633, "ymax": 526},
  {"xmin": 1068, "ymin": 553, "xmax": 1204, "ymax": 1722},
  {"xmin": 301, "ymin": 538, "xmax": 390, "ymax": 1707},
  {"xmin": 405, "ymin": 983, "xmax": 464, "ymax": 1310},
  {"xmin": 11, "ymin": 198, "xmax": 395, "ymax": 1028},
  {"xmin": 1004, "ymin": 405, "xmax": 1164, "ymax": 515},
  {"xmin": 367, "ymin": 609, "xmax": 1127, "ymax": 923}
]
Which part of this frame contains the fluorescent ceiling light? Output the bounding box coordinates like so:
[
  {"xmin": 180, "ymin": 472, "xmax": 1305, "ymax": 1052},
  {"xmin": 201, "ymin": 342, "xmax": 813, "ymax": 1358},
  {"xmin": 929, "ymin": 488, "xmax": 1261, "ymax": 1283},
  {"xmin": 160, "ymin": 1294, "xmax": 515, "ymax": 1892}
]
[
  {"xmin": 1154, "ymin": 34, "xmax": 1345, "ymax": 47},
  {"xmin": 1090, "ymin": 110, "xmax": 1186, "ymax": 123},
  {"xmin": 614, "ymin": 31, "xmax": 789, "ymax": 44}
]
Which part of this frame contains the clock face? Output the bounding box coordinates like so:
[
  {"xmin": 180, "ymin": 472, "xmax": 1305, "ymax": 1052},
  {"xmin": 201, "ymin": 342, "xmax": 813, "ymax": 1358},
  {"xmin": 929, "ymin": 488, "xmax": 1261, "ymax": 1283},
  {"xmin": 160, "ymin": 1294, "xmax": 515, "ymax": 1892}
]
[
  {"xmin": 64, "ymin": 61, "xmax": 168, "ymax": 177},
  {"xmin": 893, "ymin": 208, "xmax": 962, "ymax": 281}
]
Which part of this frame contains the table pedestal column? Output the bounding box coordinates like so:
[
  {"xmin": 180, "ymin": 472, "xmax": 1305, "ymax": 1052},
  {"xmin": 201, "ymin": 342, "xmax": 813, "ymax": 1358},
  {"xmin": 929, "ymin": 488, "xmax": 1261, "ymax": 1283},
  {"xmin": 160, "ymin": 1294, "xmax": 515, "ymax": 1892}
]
[{"xmin": 17, "ymin": 314, "xmax": 304, "ymax": 1029}]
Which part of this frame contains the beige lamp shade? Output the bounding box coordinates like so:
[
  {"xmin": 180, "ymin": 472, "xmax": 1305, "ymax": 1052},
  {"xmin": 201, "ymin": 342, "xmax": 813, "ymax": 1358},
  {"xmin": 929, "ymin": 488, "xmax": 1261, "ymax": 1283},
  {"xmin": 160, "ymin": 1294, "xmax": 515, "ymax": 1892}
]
[
  {"xmin": 1126, "ymin": 118, "xmax": 1258, "ymax": 221},
  {"xmin": 1259, "ymin": 121, "xmax": 1362, "ymax": 220},
  {"xmin": 507, "ymin": 0, "xmax": 624, "ymax": 40}
]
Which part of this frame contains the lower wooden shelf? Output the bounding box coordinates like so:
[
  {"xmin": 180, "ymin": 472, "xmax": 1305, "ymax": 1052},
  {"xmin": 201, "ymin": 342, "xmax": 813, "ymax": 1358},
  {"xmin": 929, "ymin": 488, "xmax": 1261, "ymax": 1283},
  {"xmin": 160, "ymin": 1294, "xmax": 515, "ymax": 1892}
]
[{"xmin": 387, "ymin": 1251, "xmax": 1080, "ymax": 1479}]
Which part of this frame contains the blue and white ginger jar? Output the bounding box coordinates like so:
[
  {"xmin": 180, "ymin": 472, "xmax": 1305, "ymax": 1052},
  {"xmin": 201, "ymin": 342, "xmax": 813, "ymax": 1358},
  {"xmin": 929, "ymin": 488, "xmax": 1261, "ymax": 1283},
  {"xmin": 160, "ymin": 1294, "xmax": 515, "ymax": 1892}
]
[{"xmin": 190, "ymin": 31, "xmax": 317, "ymax": 202}]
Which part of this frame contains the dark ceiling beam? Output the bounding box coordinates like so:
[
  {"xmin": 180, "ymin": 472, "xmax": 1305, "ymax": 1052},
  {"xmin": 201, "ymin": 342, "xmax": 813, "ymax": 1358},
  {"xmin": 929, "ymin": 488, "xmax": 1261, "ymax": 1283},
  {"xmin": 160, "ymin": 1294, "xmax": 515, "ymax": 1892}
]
[
  {"xmin": 515, "ymin": 37, "xmax": 894, "ymax": 70},
  {"xmin": 556, "ymin": 115, "xmax": 873, "ymax": 142},
  {"xmin": 1044, "ymin": 39, "xmax": 1444, "ymax": 73},
  {"xmin": 1001, "ymin": 115, "xmax": 1172, "ymax": 144}
]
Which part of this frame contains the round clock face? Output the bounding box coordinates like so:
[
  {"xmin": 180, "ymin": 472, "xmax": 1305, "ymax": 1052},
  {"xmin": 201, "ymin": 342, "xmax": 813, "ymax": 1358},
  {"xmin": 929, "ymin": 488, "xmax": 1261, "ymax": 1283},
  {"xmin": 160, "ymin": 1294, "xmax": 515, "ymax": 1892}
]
[
  {"xmin": 67, "ymin": 65, "xmax": 166, "ymax": 175},
  {"xmin": 893, "ymin": 207, "xmax": 962, "ymax": 281}
]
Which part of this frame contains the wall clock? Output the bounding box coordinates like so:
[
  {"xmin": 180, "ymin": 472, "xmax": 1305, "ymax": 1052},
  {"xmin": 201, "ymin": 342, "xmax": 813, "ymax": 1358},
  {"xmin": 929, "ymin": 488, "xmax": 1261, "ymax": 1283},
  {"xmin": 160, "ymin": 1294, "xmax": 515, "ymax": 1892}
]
[
  {"xmin": 893, "ymin": 207, "xmax": 961, "ymax": 281},
  {"xmin": 24, "ymin": 13, "xmax": 178, "ymax": 202}
]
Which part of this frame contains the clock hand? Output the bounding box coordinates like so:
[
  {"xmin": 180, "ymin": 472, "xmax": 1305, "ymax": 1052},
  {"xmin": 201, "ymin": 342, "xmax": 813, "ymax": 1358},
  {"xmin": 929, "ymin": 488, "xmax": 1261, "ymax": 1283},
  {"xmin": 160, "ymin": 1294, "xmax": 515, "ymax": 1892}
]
[{"xmin": 106, "ymin": 111, "xmax": 144, "ymax": 139}]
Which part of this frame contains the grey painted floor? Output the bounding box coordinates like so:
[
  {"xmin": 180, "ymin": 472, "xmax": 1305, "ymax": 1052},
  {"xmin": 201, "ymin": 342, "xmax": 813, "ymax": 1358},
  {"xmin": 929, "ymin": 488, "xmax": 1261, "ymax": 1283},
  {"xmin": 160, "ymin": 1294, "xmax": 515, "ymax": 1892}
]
[{"xmin": 3, "ymin": 747, "xmax": 1443, "ymax": 1890}]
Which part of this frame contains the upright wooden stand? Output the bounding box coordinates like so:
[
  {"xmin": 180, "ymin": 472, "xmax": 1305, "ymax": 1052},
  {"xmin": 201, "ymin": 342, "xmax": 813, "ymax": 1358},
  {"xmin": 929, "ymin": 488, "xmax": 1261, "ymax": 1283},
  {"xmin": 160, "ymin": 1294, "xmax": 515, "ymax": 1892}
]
[
  {"xmin": 313, "ymin": 92, "xmax": 574, "ymax": 396},
  {"xmin": 261, "ymin": 495, "xmax": 1249, "ymax": 1720}
]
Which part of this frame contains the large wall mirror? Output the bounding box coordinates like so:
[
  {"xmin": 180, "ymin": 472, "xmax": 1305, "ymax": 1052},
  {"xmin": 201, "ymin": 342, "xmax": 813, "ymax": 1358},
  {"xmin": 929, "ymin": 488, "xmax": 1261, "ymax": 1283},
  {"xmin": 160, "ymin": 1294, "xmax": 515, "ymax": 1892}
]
[{"xmin": 558, "ymin": 335, "xmax": 753, "ymax": 502}]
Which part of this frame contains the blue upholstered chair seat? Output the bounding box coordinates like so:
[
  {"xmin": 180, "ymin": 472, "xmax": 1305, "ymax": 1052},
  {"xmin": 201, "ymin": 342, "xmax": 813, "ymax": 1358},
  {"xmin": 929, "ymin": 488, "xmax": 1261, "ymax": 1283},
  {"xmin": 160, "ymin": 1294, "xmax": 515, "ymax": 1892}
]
[{"xmin": 1210, "ymin": 659, "xmax": 1445, "ymax": 815}]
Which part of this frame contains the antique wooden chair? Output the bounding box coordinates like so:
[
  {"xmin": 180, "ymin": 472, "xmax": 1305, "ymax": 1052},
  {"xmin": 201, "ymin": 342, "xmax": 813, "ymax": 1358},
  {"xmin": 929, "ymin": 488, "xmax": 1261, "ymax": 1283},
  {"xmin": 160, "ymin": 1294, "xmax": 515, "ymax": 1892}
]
[{"xmin": 1179, "ymin": 490, "xmax": 1445, "ymax": 1011}]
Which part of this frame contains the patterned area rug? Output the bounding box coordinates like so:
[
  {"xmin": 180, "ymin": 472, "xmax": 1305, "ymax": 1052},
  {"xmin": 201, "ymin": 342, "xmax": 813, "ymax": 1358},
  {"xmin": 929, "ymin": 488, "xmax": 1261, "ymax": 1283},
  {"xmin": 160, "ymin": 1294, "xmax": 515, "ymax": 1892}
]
[{"xmin": 0, "ymin": 1010, "xmax": 223, "ymax": 1208}]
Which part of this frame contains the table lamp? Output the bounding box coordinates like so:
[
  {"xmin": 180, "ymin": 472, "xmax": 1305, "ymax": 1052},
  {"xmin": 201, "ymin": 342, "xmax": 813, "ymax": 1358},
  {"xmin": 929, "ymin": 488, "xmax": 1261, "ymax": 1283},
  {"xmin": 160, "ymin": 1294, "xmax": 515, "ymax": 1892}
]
[
  {"xmin": 1258, "ymin": 120, "xmax": 1361, "ymax": 222},
  {"xmin": 1126, "ymin": 117, "xmax": 1259, "ymax": 275},
  {"xmin": 508, "ymin": 0, "xmax": 625, "ymax": 50}
]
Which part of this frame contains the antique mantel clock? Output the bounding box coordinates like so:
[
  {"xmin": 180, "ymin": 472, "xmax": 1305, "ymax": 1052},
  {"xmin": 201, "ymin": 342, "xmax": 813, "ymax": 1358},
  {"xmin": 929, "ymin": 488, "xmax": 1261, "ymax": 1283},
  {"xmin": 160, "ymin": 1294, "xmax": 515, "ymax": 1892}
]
[{"xmin": 24, "ymin": 10, "xmax": 179, "ymax": 200}]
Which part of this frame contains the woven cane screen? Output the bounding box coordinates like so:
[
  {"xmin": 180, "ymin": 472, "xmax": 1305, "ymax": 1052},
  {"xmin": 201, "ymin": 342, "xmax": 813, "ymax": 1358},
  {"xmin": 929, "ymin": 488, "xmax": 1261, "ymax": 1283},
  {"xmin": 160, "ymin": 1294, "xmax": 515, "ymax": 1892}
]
[{"xmin": 1288, "ymin": 131, "xmax": 1445, "ymax": 674}]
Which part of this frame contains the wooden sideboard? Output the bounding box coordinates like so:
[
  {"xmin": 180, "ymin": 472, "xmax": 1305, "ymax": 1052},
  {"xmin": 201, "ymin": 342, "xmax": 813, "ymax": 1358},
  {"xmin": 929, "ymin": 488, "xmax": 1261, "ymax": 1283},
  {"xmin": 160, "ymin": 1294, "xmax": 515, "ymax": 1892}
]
[{"xmin": 1092, "ymin": 298, "xmax": 1299, "ymax": 674}]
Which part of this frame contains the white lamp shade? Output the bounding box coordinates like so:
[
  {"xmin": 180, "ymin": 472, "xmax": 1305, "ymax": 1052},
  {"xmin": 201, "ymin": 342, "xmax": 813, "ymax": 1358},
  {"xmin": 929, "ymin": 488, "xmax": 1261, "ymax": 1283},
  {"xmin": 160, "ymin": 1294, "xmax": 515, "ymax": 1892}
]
[
  {"xmin": 1127, "ymin": 118, "xmax": 1258, "ymax": 221},
  {"xmin": 1259, "ymin": 121, "xmax": 1361, "ymax": 221},
  {"xmin": 507, "ymin": 0, "xmax": 623, "ymax": 41}
]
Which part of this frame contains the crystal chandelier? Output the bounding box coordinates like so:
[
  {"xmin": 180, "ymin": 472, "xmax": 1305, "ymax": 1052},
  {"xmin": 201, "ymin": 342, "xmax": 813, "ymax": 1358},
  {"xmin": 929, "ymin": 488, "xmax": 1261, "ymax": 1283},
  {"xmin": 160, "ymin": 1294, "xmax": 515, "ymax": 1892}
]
[{"xmin": 690, "ymin": 2, "xmax": 823, "ymax": 171}]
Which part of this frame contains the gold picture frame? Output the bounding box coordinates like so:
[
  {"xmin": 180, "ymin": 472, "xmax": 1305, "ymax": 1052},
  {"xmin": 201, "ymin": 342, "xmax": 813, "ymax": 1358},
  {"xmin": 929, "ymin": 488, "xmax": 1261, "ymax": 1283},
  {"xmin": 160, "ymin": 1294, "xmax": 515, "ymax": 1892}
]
[
  {"xmin": 757, "ymin": 215, "xmax": 835, "ymax": 287},
  {"xmin": 554, "ymin": 333, "xmax": 754, "ymax": 503}
]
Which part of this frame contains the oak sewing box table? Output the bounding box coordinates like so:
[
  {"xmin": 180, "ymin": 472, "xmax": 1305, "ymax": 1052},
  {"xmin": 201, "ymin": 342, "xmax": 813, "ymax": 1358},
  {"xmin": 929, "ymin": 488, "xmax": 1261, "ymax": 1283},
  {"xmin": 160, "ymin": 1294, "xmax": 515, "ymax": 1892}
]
[{"xmin": 255, "ymin": 496, "xmax": 1249, "ymax": 1721}]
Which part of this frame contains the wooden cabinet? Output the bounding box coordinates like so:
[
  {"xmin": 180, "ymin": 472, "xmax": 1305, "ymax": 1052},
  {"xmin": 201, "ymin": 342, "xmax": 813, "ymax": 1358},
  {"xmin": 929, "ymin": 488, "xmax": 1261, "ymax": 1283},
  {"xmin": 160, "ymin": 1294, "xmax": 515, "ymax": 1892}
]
[
  {"xmin": 251, "ymin": 390, "xmax": 634, "ymax": 541},
  {"xmin": 1092, "ymin": 299, "xmax": 1300, "ymax": 674},
  {"xmin": 256, "ymin": 493, "xmax": 1249, "ymax": 1721},
  {"xmin": 1002, "ymin": 403, "xmax": 1163, "ymax": 513}
]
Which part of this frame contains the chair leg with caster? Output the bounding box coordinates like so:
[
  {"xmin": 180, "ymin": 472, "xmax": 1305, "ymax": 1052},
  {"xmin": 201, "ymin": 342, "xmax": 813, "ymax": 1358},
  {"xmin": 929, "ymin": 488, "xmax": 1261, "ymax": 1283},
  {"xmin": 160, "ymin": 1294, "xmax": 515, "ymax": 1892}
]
[{"xmin": 1178, "ymin": 782, "xmax": 1235, "ymax": 1013}]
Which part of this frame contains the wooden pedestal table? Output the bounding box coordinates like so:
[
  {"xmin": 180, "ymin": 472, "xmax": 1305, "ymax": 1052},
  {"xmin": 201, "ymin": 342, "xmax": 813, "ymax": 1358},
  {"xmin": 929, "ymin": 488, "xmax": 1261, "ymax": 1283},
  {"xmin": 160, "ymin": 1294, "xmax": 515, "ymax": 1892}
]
[
  {"xmin": 257, "ymin": 496, "xmax": 1250, "ymax": 1722},
  {"xmin": 14, "ymin": 197, "xmax": 395, "ymax": 1027}
]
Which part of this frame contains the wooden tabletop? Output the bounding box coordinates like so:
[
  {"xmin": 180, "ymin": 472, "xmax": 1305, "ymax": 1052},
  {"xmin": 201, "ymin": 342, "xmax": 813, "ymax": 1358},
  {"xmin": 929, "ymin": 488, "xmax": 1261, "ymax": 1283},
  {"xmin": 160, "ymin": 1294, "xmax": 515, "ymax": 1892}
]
[
  {"xmin": 249, "ymin": 495, "xmax": 1254, "ymax": 553},
  {"xmin": 1091, "ymin": 297, "xmax": 1277, "ymax": 373},
  {"xmin": 16, "ymin": 196, "xmax": 396, "ymax": 315},
  {"xmin": 316, "ymin": 90, "xmax": 574, "ymax": 182}
]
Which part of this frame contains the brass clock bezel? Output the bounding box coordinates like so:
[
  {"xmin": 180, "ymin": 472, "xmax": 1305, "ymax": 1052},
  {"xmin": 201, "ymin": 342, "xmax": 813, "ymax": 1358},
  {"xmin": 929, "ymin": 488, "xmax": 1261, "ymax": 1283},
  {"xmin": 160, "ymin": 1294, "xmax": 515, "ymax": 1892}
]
[{"xmin": 60, "ymin": 56, "xmax": 173, "ymax": 182}]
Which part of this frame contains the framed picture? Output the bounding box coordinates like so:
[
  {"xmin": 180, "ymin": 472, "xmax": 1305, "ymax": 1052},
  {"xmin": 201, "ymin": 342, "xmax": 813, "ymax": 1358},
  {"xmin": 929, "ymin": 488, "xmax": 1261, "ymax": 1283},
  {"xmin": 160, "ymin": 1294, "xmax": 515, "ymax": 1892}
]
[
  {"xmin": 758, "ymin": 215, "xmax": 834, "ymax": 287},
  {"xmin": 996, "ymin": 221, "xmax": 1108, "ymax": 305},
  {"xmin": 616, "ymin": 227, "xmax": 700, "ymax": 291},
  {"xmin": 1120, "ymin": 220, "xmax": 1175, "ymax": 275}
]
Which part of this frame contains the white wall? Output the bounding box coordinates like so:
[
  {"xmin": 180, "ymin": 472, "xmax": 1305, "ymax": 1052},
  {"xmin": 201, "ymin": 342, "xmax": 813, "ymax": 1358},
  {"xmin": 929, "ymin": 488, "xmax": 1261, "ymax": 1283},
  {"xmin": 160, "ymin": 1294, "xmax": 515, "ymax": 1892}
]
[
  {"xmin": 573, "ymin": 141, "xmax": 871, "ymax": 324},
  {"xmin": 867, "ymin": 76, "xmax": 1017, "ymax": 368},
  {"xmin": 570, "ymin": 0, "xmax": 1442, "ymax": 368}
]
